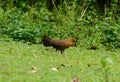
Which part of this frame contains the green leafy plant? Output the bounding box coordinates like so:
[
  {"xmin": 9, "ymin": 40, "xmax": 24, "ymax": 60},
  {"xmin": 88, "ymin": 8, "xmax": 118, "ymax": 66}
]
[
  {"xmin": 0, "ymin": 0, "xmax": 120, "ymax": 50},
  {"xmin": 100, "ymin": 56, "xmax": 113, "ymax": 82}
]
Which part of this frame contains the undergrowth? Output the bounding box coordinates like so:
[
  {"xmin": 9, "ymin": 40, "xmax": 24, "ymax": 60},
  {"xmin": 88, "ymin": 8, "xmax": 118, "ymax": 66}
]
[{"xmin": 0, "ymin": 1, "xmax": 120, "ymax": 50}]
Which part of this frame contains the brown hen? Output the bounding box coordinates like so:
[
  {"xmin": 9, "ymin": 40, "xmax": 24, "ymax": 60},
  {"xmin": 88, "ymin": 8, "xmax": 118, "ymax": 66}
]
[{"xmin": 42, "ymin": 35, "xmax": 75, "ymax": 54}]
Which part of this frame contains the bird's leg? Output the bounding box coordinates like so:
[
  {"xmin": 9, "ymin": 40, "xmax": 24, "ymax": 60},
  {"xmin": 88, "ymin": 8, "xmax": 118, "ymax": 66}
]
[{"xmin": 61, "ymin": 50, "xmax": 64, "ymax": 55}]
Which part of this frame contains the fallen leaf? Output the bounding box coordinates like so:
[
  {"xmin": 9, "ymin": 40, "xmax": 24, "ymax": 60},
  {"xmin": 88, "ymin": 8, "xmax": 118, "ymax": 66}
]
[
  {"xmin": 76, "ymin": 61, "xmax": 80, "ymax": 64},
  {"xmin": 60, "ymin": 64, "xmax": 72, "ymax": 67},
  {"xmin": 31, "ymin": 66, "xmax": 37, "ymax": 73},
  {"xmin": 51, "ymin": 67, "xmax": 58, "ymax": 71},
  {"xmin": 33, "ymin": 55, "xmax": 38, "ymax": 58},
  {"xmin": 71, "ymin": 77, "xmax": 80, "ymax": 82},
  {"xmin": 31, "ymin": 70, "xmax": 37, "ymax": 73}
]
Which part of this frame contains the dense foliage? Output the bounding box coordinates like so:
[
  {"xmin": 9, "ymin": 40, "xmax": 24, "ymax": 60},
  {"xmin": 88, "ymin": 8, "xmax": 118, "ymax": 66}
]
[{"xmin": 0, "ymin": 0, "xmax": 120, "ymax": 50}]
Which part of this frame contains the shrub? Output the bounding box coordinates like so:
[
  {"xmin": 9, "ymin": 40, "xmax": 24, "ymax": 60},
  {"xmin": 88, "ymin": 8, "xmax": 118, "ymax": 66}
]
[{"xmin": 0, "ymin": 1, "xmax": 120, "ymax": 50}]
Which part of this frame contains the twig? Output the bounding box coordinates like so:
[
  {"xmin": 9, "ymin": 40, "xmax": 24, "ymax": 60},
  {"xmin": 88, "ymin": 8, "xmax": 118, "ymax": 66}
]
[
  {"xmin": 80, "ymin": 5, "xmax": 88, "ymax": 19},
  {"xmin": 51, "ymin": 0, "xmax": 59, "ymax": 16}
]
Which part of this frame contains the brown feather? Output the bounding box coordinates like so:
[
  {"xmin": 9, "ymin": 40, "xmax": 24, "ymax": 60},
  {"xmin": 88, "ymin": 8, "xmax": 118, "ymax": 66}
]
[{"xmin": 42, "ymin": 35, "xmax": 75, "ymax": 54}]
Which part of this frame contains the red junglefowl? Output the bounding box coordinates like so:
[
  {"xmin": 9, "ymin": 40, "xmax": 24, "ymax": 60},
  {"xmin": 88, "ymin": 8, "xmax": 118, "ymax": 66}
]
[
  {"xmin": 65, "ymin": 37, "xmax": 75, "ymax": 42},
  {"xmin": 42, "ymin": 35, "xmax": 75, "ymax": 54}
]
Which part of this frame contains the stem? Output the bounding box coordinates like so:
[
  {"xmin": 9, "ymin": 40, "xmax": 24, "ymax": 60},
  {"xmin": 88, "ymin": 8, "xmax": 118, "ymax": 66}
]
[
  {"xmin": 51, "ymin": 0, "xmax": 59, "ymax": 16},
  {"xmin": 80, "ymin": 5, "xmax": 88, "ymax": 20},
  {"xmin": 105, "ymin": 69, "xmax": 109, "ymax": 82}
]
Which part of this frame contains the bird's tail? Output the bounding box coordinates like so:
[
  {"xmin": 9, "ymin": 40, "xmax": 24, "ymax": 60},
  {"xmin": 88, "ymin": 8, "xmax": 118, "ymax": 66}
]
[{"xmin": 42, "ymin": 35, "xmax": 52, "ymax": 47}]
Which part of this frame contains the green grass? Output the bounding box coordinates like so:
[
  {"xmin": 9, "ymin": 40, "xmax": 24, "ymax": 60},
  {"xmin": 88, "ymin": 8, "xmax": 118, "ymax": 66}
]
[{"xmin": 0, "ymin": 39, "xmax": 120, "ymax": 82}]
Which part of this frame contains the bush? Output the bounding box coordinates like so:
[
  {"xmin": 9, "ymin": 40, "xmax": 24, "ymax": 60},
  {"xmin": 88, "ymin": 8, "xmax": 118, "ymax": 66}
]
[{"xmin": 0, "ymin": 1, "xmax": 120, "ymax": 50}]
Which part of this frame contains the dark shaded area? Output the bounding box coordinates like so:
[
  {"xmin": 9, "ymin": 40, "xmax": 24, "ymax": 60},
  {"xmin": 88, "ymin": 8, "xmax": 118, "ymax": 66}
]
[
  {"xmin": 96, "ymin": 0, "xmax": 111, "ymax": 12},
  {"xmin": 46, "ymin": 0, "xmax": 60, "ymax": 11}
]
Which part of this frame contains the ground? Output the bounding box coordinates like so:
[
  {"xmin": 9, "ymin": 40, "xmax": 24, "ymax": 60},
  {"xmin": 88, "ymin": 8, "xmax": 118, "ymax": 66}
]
[{"xmin": 0, "ymin": 39, "xmax": 120, "ymax": 82}]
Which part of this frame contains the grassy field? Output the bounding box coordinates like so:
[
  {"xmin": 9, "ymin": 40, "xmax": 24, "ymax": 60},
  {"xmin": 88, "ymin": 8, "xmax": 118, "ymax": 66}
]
[{"xmin": 0, "ymin": 39, "xmax": 120, "ymax": 82}]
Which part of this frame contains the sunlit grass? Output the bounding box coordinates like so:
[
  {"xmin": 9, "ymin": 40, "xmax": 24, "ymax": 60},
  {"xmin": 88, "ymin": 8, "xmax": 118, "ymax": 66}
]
[{"xmin": 0, "ymin": 40, "xmax": 120, "ymax": 82}]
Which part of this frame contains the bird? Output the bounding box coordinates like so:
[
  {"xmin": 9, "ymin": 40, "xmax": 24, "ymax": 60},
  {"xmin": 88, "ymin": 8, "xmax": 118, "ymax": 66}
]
[
  {"xmin": 42, "ymin": 35, "xmax": 75, "ymax": 54},
  {"xmin": 65, "ymin": 37, "xmax": 75, "ymax": 42}
]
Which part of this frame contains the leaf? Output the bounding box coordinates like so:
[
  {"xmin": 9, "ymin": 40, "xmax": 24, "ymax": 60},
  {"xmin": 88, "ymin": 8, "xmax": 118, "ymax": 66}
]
[
  {"xmin": 100, "ymin": 58, "xmax": 106, "ymax": 67},
  {"xmin": 71, "ymin": 77, "xmax": 80, "ymax": 82},
  {"xmin": 33, "ymin": 55, "xmax": 38, "ymax": 58},
  {"xmin": 51, "ymin": 67, "xmax": 58, "ymax": 71},
  {"xmin": 60, "ymin": 64, "xmax": 72, "ymax": 67},
  {"xmin": 106, "ymin": 57, "xmax": 113, "ymax": 64},
  {"xmin": 31, "ymin": 66, "xmax": 37, "ymax": 73}
]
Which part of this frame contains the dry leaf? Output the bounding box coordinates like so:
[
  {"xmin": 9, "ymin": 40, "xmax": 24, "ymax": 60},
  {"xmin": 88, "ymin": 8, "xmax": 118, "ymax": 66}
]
[
  {"xmin": 51, "ymin": 67, "xmax": 58, "ymax": 71},
  {"xmin": 60, "ymin": 64, "xmax": 72, "ymax": 67},
  {"xmin": 71, "ymin": 77, "xmax": 80, "ymax": 82},
  {"xmin": 76, "ymin": 60, "xmax": 80, "ymax": 64},
  {"xmin": 31, "ymin": 66, "xmax": 37, "ymax": 73},
  {"xmin": 33, "ymin": 55, "xmax": 38, "ymax": 58}
]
